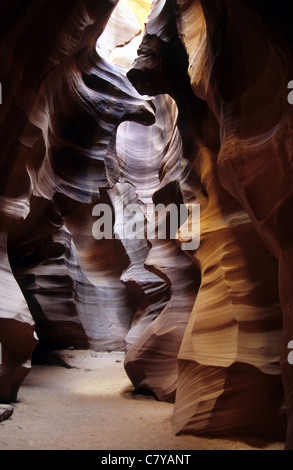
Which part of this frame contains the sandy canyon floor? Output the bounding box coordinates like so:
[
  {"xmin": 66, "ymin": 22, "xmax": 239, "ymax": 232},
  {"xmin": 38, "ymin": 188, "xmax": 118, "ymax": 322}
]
[{"xmin": 0, "ymin": 350, "xmax": 285, "ymax": 451}]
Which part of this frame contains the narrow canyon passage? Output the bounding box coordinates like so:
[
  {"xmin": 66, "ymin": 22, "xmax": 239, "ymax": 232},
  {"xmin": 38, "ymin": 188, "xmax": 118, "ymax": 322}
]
[
  {"xmin": 0, "ymin": 350, "xmax": 284, "ymax": 450},
  {"xmin": 1, "ymin": 0, "xmax": 293, "ymax": 451}
]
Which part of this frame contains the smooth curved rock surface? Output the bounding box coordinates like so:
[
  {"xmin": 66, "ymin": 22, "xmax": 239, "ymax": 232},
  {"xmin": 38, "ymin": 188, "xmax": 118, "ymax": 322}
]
[
  {"xmin": 0, "ymin": 0, "xmax": 156, "ymax": 390},
  {"xmin": 128, "ymin": 0, "xmax": 287, "ymax": 440},
  {"xmin": 172, "ymin": 0, "xmax": 293, "ymax": 446},
  {"xmin": 0, "ymin": 0, "xmax": 292, "ymax": 449},
  {"xmin": 0, "ymin": 219, "xmax": 38, "ymax": 402},
  {"xmin": 118, "ymin": 95, "xmax": 200, "ymax": 400},
  {"xmin": 8, "ymin": 197, "xmax": 90, "ymax": 358}
]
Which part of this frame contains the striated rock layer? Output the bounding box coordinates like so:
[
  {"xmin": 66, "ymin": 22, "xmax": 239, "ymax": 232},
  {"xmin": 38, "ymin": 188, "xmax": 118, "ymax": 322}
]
[
  {"xmin": 172, "ymin": 0, "xmax": 293, "ymax": 447},
  {"xmin": 0, "ymin": 218, "xmax": 38, "ymax": 402},
  {"xmin": 118, "ymin": 94, "xmax": 200, "ymax": 401},
  {"xmin": 127, "ymin": 0, "xmax": 288, "ymax": 441},
  {"xmin": 0, "ymin": 0, "xmax": 157, "ymax": 396},
  {"xmin": 1, "ymin": 0, "xmax": 293, "ymax": 449}
]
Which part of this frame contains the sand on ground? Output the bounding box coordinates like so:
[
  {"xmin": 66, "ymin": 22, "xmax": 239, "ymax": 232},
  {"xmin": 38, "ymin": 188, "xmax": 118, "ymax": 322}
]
[{"xmin": 0, "ymin": 350, "xmax": 285, "ymax": 451}]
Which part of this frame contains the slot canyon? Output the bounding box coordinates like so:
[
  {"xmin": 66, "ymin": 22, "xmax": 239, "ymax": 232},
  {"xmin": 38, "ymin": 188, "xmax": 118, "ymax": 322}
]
[{"xmin": 0, "ymin": 0, "xmax": 293, "ymax": 451}]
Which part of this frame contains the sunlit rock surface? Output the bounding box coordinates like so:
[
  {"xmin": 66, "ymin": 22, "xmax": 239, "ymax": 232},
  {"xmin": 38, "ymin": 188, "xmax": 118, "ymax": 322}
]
[
  {"xmin": 171, "ymin": 0, "xmax": 293, "ymax": 447},
  {"xmin": 1, "ymin": 0, "xmax": 293, "ymax": 449},
  {"xmin": 127, "ymin": 0, "xmax": 288, "ymax": 441}
]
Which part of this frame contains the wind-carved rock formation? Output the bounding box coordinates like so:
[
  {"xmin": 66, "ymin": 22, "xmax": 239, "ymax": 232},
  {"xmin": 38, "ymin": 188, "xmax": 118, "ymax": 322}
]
[
  {"xmin": 172, "ymin": 0, "xmax": 293, "ymax": 447},
  {"xmin": 7, "ymin": 198, "xmax": 89, "ymax": 358},
  {"xmin": 1, "ymin": 0, "xmax": 293, "ymax": 450},
  {"xmin": 116, "ymin": 95, "xmax": 200, "ymax": 402},
  {"xmin": 98, "ymin": 5, "xmax": 200, "ymax": 400},
  {"xmin": 0, "ymin": 0, "xmax": 157, "ymax": 397},
  {"xmin": 0, "ymin": 217, "xmax": 38, "ymax": 402},
  {"xmin": 128, "ymin": 0, "xmax": 287, "ymax": 440}
]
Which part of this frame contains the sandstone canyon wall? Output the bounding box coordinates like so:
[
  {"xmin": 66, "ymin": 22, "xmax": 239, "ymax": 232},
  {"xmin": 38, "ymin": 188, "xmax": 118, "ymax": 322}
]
[{"xmin": 0, "ymin": 0, "xmax": 293, "ymax": 449}]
